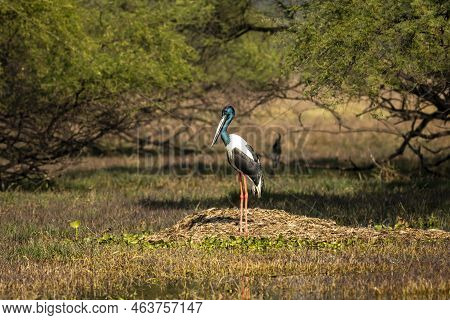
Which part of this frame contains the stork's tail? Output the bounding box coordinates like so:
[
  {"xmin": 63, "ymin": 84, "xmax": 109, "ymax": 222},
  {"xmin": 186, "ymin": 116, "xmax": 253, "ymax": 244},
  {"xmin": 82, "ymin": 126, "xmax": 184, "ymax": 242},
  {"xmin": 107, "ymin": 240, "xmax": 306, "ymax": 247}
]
[{"xmin": 251, "ymin": 173, "xmax": 264, "ymax": 198}]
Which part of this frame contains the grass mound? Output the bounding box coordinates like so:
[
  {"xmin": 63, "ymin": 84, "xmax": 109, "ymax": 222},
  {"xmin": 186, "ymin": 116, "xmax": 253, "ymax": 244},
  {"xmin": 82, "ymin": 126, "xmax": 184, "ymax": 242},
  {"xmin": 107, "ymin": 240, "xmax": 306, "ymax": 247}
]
[{"xmin": 147, "ymin": 208, "xmax": 449, "ymax": 243}]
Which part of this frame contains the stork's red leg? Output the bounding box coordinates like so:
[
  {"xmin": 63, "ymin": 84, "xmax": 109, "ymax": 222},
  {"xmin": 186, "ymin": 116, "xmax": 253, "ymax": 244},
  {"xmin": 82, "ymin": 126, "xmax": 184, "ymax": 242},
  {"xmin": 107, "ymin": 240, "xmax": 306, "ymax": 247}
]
[
  {"xmin": 238, "ymin": 173, "xmax": 244, "ymax": 233},
  {"xmin": 242, "ymin": 175, "xmax": 248, "ymax": 235}
]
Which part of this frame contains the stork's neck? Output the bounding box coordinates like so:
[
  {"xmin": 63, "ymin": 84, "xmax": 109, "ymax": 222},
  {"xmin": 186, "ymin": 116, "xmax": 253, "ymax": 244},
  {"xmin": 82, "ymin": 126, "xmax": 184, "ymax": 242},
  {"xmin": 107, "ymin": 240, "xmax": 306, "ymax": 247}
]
[{"xmin": 220, "ymin": 115, "xmax": 233, "ymax": 145}]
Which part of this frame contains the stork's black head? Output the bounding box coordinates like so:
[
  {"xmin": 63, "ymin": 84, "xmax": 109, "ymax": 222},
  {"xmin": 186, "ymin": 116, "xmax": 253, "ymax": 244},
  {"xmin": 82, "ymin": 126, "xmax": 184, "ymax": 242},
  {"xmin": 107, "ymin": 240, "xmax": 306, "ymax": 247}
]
[{"xmin": 222, "ymin": 105, "xmax": 235, "ymax": 118}]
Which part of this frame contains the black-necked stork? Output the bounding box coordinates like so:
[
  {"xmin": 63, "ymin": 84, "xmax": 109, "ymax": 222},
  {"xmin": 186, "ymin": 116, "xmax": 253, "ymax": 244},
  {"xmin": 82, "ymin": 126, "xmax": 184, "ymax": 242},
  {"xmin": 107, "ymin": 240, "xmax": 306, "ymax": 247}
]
[{"xmin": 210, "ymin": 105, "xmax": 263, "ymax": 234}]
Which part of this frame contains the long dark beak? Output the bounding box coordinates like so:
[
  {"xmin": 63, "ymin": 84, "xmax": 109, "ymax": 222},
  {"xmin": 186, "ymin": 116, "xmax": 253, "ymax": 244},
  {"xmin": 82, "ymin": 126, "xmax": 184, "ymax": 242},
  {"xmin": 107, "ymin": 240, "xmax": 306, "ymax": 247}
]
[{"xmin": 210, "ymin": 115, "xmax": 226, "ymax": 147}]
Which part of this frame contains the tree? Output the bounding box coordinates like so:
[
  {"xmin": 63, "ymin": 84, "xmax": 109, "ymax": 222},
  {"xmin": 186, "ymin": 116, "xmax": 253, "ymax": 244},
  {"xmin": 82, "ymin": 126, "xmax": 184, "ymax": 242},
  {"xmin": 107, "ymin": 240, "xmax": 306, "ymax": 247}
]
[
  {"xmin": 0, "ymin": 0, "xmax": 199, "ymax": 187},
  {"xmin": 119, "ymin": 0, "xmax": 290, "ymax": 151},
  {"xmin": 286, "ymin": 0, "xmax": 449, "ymax": 172}
]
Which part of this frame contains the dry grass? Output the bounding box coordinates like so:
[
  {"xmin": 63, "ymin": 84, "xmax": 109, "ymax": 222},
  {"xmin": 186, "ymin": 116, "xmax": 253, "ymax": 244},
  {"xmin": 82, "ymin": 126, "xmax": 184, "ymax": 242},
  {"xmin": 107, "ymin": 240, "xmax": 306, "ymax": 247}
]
[{"xmin": 1, "ymin": 240, "xmax": 448, "ymax": 299}]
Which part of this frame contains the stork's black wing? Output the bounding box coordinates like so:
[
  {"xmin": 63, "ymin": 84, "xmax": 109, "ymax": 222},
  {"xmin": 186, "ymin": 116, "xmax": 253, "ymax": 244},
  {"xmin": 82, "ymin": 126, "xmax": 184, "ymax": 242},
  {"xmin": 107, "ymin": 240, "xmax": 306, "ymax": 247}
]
[
  {"xmin": 245, "ymin": 144, "xmax": 261, "ymax": 164},
  {"xmin": 230, "ymin": 147, "xmax": 262, "ymax": 185}
]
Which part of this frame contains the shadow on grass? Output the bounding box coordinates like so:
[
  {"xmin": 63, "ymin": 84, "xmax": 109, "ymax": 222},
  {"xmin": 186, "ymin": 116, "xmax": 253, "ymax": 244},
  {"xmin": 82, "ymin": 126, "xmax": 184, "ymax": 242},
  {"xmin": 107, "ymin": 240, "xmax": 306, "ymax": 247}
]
[
  {"xmin": 138, "ymin": 179, "xmax": 449, "ymax": 230},
  {"xmin": 63, "ymin": 158, "xmax": 361, "ymax": 180},
  {"xmin": 61, "ymin": 162, "xmax": 234, "ymax": 181}
]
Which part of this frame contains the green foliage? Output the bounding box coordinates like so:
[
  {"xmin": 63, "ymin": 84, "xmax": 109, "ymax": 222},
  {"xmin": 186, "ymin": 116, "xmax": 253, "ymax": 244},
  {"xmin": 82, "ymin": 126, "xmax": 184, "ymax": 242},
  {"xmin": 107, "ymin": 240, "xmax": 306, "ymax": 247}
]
[
  {"xmin": 93, "ymin": 232, "xmax": 352, "ymax": 251},
  {"xmin": 0, "ymin": 0, "xmax": 88, "ymax": 99},
  {"xmin": 287, "ymin": 0, "xmax": 449, "ymax": 99},
  {"xmin": 196, "ymin": 236, "xmax": 349, "ymax": 250},
  {"xmin": 205, "ymin": 33, "xmax": 284, "ymax": 90},
  {"xmin": 80, "ymin": 0, "xmax": 200, "ymax": 95},
  {"xmin": 180, "ymin": 0, "xmax": 286, "ymax": 91},
  {"xmin": 0, "ymin": 0, "xmax": 199, "ymax": 101},
  {"xmin": 94, "ymin": 232, "xmax": 172, "ymax": 248},
  {"xmin": 0, "ymin": 0, "xmax": 203, "ymax": 185}
]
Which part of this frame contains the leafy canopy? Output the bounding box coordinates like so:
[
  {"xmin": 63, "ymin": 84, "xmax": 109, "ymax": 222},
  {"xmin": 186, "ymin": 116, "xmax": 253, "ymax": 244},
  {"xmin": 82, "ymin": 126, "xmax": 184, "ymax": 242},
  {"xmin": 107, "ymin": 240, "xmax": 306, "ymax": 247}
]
[
  {"xmin": 0, "ymin": 0, "xmax": 200, "ymax": 107},
  {"xmin": 287, "ymin": 0, "xmax": 449, "ymax": 100},
  {"xmin": 0, "ymin": 0, "xmax": 204, "ymax": 185}
]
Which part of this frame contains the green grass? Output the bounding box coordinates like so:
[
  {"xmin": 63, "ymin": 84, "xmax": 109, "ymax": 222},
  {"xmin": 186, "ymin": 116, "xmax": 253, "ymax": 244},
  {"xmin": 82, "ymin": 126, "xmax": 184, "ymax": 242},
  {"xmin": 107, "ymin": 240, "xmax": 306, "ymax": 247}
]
[{"xmin": 0, "ymin": 158, "xmax": 449, "ymax": 299}]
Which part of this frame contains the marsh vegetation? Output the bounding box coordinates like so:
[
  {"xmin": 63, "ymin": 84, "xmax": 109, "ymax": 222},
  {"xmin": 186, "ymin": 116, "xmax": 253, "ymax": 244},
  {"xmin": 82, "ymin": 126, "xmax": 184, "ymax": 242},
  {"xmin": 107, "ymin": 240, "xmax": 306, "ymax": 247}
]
[{"xmin": 0, "ymin": 157, "xmax": 448, "ymax": 299}]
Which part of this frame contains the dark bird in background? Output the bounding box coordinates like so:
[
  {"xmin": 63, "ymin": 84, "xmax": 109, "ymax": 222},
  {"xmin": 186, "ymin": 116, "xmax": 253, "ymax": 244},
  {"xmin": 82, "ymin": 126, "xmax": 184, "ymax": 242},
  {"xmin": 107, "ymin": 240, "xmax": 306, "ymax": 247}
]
[
  {"xmin": 271, "ymin": 133, "xmax": 282, "ymax": 169},
  {"xmin": 210, "ymin": 105, "xmax": 264, "ymax": 235}
]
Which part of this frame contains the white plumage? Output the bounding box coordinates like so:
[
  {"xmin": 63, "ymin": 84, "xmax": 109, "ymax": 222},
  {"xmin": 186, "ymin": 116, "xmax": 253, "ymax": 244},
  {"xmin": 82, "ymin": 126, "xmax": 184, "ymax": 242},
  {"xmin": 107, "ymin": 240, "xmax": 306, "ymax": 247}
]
[{"xmin": 226, "ymin": 134, "xmax": 255, "ymax": 165}]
